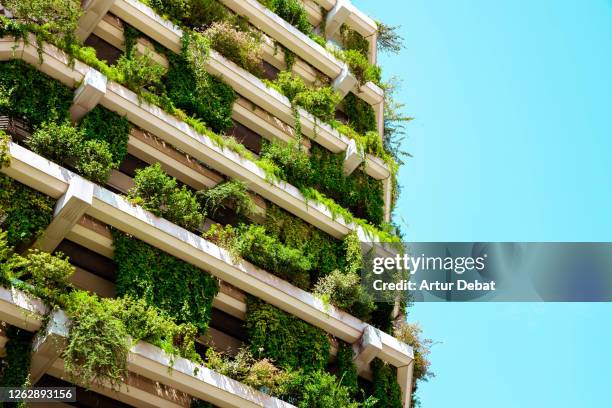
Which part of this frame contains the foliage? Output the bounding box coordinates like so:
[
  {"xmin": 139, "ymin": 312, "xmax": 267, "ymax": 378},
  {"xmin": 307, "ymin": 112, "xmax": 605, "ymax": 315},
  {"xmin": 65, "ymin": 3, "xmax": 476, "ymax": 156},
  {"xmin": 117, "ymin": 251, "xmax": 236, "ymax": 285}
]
[
  {"xmin": 114, "ymin": 52, "xmax": 167, "ymax": 93},
  {"xmin": 113, "ymin": 231, "xmax": 219, "ymax": 334},
  {"xmin": 371, "ymin": 359, "xmax": 403, "ymax": 408},
  {"xmin": 0, "ymin": 326, "xmax": 34, "ymax": 396},
  {"xmin": 369, "ymin": 302, "xmax": 395, "ymax": 334},
  {"xmin": 339, "ymin": 25, "xmax": 369, "ymax": 57},
  {"xmin": 268, "ymin": 71, "xmax": 340, "ymax": 122},
  {"xmin": 260, "ymin": 0, "xmax": 312, "ymax": 35},
  {"xmin": 335, "ymin": 341, "xmax": 358, "ymax": 396},
  {"xmin": 246, "ymin": 297, "xmax": 330, "ymax": 373},
  {"xmin": 196, "ymin": 180, "xmax": 255, "ymax": 218},
  {"xmin": 204, "ymin": 21, "xmax": 263, "ymax": 76},
  {"xmin": 377, "ymin": 22, "xmax": 404, "ymax": 55},
  {"xmin": 0, "ymin": 60, "xmax": 72, "ymax": 126},
  {"xmin": 394, "ymin": 321, "xmax": 434, "ymax": 405},
  {"xmin": 0, "ymin": 130, "xmax": 10, "ymax": 168},
  {"xmin": 343, "ymin": 93, "xmax": 377, "ymax": 134},
  {"xmin": 145, "ymin": 0, "xmax": 227, "ymax": 28},
  {"xmin": 61, "ymin": 290, "xmax": 130, "ymax": 390},
  {"xmin": 205, "ymin": 348, "xmax": 295, "ymax": 396},
  {"xmin": 80, "ymin": 106, "xmax": 131, "ymax": 165},
  {"xmin": 259, "ymin": 140, "xmax": 313, "ymax": 185},
  {"xmin": 0, "ymin": 0, "xmax": 82, "ymax": 47},
  {"xmin": 166, "ymin": 50, "xmax": 236, "ymax": 134},
  {"xmin": 341, "ymin": 50, "xmax": 381, "ymax": 85},
  {"xmin": 0, "ymin": 175, "xmax": 54, "ymax": 247},
  {"xmin": 27, "ymin": 121, "xmax": 115, "ymax": 184},
  {"xmin": 128, "ymin": 163, "xmax": 203, "ymax": 230},
  {"xmin": 205, "ymin": 223, "xmax": 312, "ymax": 289}
]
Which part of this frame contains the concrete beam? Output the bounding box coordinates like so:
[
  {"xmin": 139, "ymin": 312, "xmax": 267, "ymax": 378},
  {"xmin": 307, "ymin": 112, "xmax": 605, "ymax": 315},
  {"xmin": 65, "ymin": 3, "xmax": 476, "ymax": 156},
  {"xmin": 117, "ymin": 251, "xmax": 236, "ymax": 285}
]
[
  {"xmin": 33, "ymin": 177, "xmax": 94, "ymax": 253},
  {"xmin": 332, "ymin": 63, "xmax": 358, "ymax": 98},
  {"xmin": 383, "ymin": 176, "xmax": 392, "ymax": 223},
  {"xmin": 76, "ymin": 0, "xmax": 115, "ymax": 42},
  {"xmin": 69, "ymin": 69, "xmax": 107, "ymax": 122},
  {"xmin": 343, "ymin": 139, "xmax": 363, "ymax": 176},
  {"xmin": 30, "ymin": 310, "xmax": 69, "ymax": 384},
  {"xmin": 325, "ymin": 0, "xmax": 352, "ymax": 38},
  {"xmin": 352, "ymin": 325, "xmax": 382, "ymax": 374}
]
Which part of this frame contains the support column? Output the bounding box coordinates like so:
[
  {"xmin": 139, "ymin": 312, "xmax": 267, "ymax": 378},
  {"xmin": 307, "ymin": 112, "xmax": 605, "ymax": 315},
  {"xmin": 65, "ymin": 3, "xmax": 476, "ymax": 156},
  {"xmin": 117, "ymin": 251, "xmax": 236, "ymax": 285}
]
[
  {"xmin": 76, "ymin": 0, "xmax": 115, "ymax": 42},
  {"xmin": 30, "ymin": 310, "xmax": 69, "ymax": 384},
  {"xmin": 397, "ymin": 362, "xmax": 415, "ymax": 408},
  {"xmin": 374, "ymin": 101, "xmax": 385, "ymax": 142},
  {"xmin": 325, "ymin": 0, "xmax": 352, "ymax": 38},
  {"xmin": 332, "ymin": 63, "xmax": 358, "ymax": 98},
  {"xmin": 343, "ymin": 139, "xmax": 363, "ymax": 176},
  {"xmin": 69, "ymin": 69, "xmax": 107, "ymax": 122},
  {"xmin": 32, "ymin": 177, "xmax": 94, "ymax": 253},
  {"xmin": 368, "ymin": 32, "xmax": 378, "ymax": 65},
  {"xmin": 352, "ymin": 325, "xmax": 382, "ymax": 375},
  {"xmin": 383, "ymin": 176, "xmax": 392, "ymax": 223}
]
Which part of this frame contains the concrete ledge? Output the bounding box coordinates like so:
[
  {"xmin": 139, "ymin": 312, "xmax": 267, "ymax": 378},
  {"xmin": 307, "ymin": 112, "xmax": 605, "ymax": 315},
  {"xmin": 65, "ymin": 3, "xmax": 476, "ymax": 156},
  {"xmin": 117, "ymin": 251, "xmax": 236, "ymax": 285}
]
[
  {"xmin": 0, "ymin": 286, "xmax": 47, "ymax": 331},
  {"xmin": 76, "ymin": 0, "xmax": 115, "ymax": 41}
]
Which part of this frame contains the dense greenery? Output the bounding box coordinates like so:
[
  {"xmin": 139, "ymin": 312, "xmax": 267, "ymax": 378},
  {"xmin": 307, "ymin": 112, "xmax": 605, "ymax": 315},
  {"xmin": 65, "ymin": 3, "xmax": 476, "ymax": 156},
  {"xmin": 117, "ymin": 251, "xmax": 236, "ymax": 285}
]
[
  {"xmin": 197, "ymin": 180, "xmax": 255, "ymax": 219},
  {"xmin": 246, "ymin": 297, "xmax": 330, "ymax": 373},
  {"xmin": 113, "ymin": 231, "xmax": 219, "ymax": 333},
  {"xmin": 336, "ymin": 341, "xmax": 359, "ymax": 396},
  {"xmin": 260, "ymin": 141, "xmax": 384, "ymax": 226},
  {"xmin": 371, "ymin": 359, "xmax": 403, "ymax": 408},
  {"xmin": 128, "ymin": 163, "xmax": 203, "ymax": 230},
  {"xmin": 0, "ymin": 326, "xmax": 34, "ymax": 407},
  {"xmin": 0, "ymin": 175, "xmax": 54, "ymax": 248},
  {"xmin": 394, "ymin": 321, "xmax": 434, "ymax": 406},
  {"xmin": 340, "ymin": 25, "xmax": 370, "ymax": 57},
  {"xmin": 259, "ymin": 0, "xmax": 312, "ymax": 36},
  {"xmin": 0, "ymin": 130, "xmax": 9, "ymax": 168},
  {"xmin": 80, "ymin": 106, "xmax": 131, "ymax": 165},
  {"xmin": 344, "ymin": 93, "xmax": 377, "ymax": 134},
  {"xmin": 340, "ymin": 50, "xmax": 381, "ymax": 86},
  {"xmin": 204, "ymin": 21, "xmax": 263, "ymax": 76}
]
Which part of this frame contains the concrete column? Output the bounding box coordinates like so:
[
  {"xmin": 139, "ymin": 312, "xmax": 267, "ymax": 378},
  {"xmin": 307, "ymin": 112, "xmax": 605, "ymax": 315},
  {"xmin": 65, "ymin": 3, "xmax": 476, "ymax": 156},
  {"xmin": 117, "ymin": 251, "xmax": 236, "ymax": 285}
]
[
  {"xmin": 325, "ymin": 0, "xmax": 352, "ymax": 38},
  {"xmin": 383, "ymin": 176, "xmax": 392, "ymax": 223},
  {"xmin": 76, "ymin": 0, "xmax": 115, "ymax": 42},
  {"xmin": 374, "ymin": 101, "xmax": 385, "ymax": 141},
  {"xmin": 368, "ymin": 32, "xmax": 378, "ymax": 65},
  {"xmin": 397, "ymin": 362, "xmax": 415, "ymax": 408},
  {"xmin": 343, "ymin": 138, "xmax": 363, "ymax": 176},
  {"xmin": 352, "ymin": 325, "xmax": 383, "ymax": 374},
  {"xmin": 33, "ymin": 177, "xmax": 94, "ymax": 253},
  {"xmin": 332, "ymin": 63, "xmax": 358, "ymax": 98},
  {"xmin": 69, "ymin": 69, "xmax": 107, "ymax": 122},
  {"xmin": 30, "ymin": 310, "xmax": 69, "ymax": 384}
]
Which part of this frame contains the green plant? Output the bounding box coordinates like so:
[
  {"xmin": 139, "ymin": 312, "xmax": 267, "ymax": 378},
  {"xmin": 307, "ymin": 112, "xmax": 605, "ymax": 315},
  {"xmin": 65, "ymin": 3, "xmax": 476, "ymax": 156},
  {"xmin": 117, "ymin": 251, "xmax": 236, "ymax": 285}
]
[
  {"xmin": 115, "ymin": 52, "xmax": 167, "ymax": 93},
  {"xmin": 260, "ymin": 0, "xmax": 312, "ymax": 36},
  {"xmin": 0, "ymin": 175, "xmax": 54, "ymax": 247},
  {"xmin": 145, "ymin": 0, "xmax": 227, "ymax": 28},
  {"xmin": 0, "ymin": 326, "xmax": 34, "ymax": 395},
  {"xmin": 80, "ymin": 106, "xmax": 131, "ymax": 165},
  {"xmin": 377, "ymin": 22, "xmax": 404, "ymax": 55},
  {"xmin": 0, "ymin": 60, "xmax": 72, "ymax": 126},
  {"xmin": 205, "ymin": 348, "xmax": 295, "ymax": 396},
  {"xmin": 128, "ymin": 163, "xmax": 203, "ymax": 230},
  {"xmin": 62, "ymin": 290, "xmax": 130, "ymax": 390},
  {"xmin": 343, "ymin": 93, "xmax": 377, "ymax": 134},
  {"xmin": 27, "ymin": 121, "xmax": 115, "ymax": 184},
  {"xmin": 335, "ymin": 341, "xmax": 358, "ymax": 396},
  {"xmin": 371, "ymin": 359, "xmax": 403, "ymax": 408},
  {"xmin": 340, "ymin": 50, "xmax": 381, "ymax": 85},
  {"xmin": 113, "ymin": 231, "xmax": 219, "ymax": 334},
  {"xmin": 314, "ymin": 269, "xmax": 375, "ymax": 320},
  {"xmin": 0, "ymin": 130, "xmax": 10, "ymax": 168},
  {"xmin": 246, "ymin": 297, "xmax": 330, "ymax": 373},
  {"xmin": 204, "ymin": 21, "xmax": 263, "ymax": 76},
  {"xmin": 340, "ymin": 25, "xmax": 369, "ymax": 57},
  {"xmin": 197, "ymin": 180, "xmax": 255, "ymax": 218},
  {"xmin": 259, "ymin": 140, "xmax": 313, "ymax": 186}
]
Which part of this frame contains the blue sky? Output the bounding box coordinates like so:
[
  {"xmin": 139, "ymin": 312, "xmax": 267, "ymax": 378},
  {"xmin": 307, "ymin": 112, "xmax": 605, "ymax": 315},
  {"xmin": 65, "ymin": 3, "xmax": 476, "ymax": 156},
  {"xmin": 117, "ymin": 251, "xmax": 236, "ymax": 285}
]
[{"xmin": 353, "ymin": 0, "xmax": 612, "ymax": 406}]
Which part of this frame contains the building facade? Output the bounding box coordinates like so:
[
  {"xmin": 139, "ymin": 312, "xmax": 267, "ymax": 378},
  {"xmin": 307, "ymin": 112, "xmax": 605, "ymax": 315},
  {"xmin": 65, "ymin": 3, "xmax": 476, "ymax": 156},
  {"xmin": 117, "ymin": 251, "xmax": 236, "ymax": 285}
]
[{"xmin": 0, "ymin": 0, "xmax": 415, "ymax": 407}]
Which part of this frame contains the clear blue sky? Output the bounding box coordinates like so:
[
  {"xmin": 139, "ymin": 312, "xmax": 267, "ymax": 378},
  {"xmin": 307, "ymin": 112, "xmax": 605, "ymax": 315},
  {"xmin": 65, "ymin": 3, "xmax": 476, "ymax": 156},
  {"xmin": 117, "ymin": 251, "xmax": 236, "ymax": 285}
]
[{"xmin": 353, "ymin": 0, "xmax": 612, "ymax": 406}]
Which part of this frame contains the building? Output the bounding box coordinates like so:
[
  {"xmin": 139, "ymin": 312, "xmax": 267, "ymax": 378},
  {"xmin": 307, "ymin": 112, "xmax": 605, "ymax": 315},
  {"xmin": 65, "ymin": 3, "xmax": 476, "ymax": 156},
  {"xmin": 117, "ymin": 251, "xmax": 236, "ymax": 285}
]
[{"xmin": 0, "ymin": 0, "xmax": 415, "ymax": 407}]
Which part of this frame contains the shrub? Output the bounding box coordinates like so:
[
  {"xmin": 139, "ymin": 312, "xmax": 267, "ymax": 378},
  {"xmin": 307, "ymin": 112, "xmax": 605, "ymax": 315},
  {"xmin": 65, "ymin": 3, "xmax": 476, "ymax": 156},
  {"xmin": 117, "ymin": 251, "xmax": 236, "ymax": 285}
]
[
  {"xmin": 246, "ymin": 297, "xmax": 330, "ymax": 373},
  {"xmin": 113, "ymin": 231, "xmax": 219, "ymax": 334},
  {"xmin": 314, "ymin": 269, "xmax": 374, "ymax": 320},
  {"xmin": 166, "ymin": 52, "xmax": 236, "ymax": 134},
  {"xmin": 0, "ymin": 326, "xmax": 34, "ymax": 389},
  {"xmin": 62, "ymin": 291, "xmax": 130, "ymax": 390},
  {"xmin": 27, "ymin": 121, "xmax": 115, "ymax": 184},
  {"xmin": 0, "ymin": 60, "xmax": 72, "ymax": 126},
  {"xmin": 128, "ymin": 163, "xmax": 203, "ymax": 230},
  {"xmin": 80, "ymin": 106, "xmax": 131, "ymax": 165},
  {"xmin": 288, "ymin": 370, "xmax": 376, "ymax": 408},
  {"xmin": 394, "ymin": 321, "xmax": 434, "ymax": 405},
  {"xmin": 261, "ymin": 0, "xmax": 312, "ymax": 36},
  {"xmin": 146, "ymin": 0, "xmax": 227, "ymax": 28},
  {"xmin": 197, "ymin": 180, "xmax": 255, "ymax": 218},
  {"xmin": 341, "ymin": 50, "xmax": 381, "ymax": 85},
  {"xmin": 259, "ymin": 140, "xmax": 313, "ymax": 187},
  {"xmin": 335, "ymin": 342, "xmax": 358, "ymax": 396},
  {"xmin": 343, "ymin": 93, "xmax": 377, "ymax": 134},
  {"xmin": 204, "ymin": 21, "xmax": 263, "ymax": 76},
  {"xmin": 114, "ymin": 52, "xmax": 167, "ymax": 93},
  {"xmin": 340, "ymin": 25, "xmax": 369, "ymax": 57},
  {"xmin": 370, "ymin": 359, "xmax": 403, "ymax": 408},
  {"xmin": 0, "ymin": 130, "xmax": 10, "ymax": 168},
  {"xmin": 0, "ymin": 175, "xmax": 54, "ymax": 247}
]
